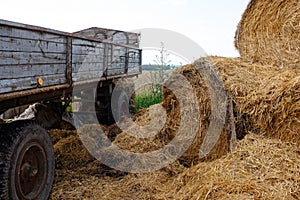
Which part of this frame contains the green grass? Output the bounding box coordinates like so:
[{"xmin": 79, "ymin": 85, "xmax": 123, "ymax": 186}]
[{"xmin": 135, "ymin": 90, "xmax": 162, "ymax": 112}]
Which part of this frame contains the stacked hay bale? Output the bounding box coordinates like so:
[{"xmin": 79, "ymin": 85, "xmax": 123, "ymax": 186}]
[
  {"xmin": 233, "ymin": 0, "xmax": 300, "ymax": 142},
  {"xmin": 156, "ymin": 55, "xmax": 299, "ymax": 166},
  {"xmin": 155, "ymin": 0, "xmax": 300, "ymax": 156},
  {"xmin": 207, "ymin": 57, "xmax": 299, "ymax": 144},
  {"xmin": 235, "ymin": 0, "xmax": 300, "ymax": 68}
]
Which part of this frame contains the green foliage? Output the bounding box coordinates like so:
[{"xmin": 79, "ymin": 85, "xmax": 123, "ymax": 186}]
[{"xmin": 135, "ymin": 87, "xmax": 162, "ymax": 112}]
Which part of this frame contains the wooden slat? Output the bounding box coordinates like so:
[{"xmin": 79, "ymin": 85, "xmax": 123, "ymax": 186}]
[
  {"xmin": 72, "ymin": 71, "xmax": 103, "ymax": 82},
  {"xmin": 107, "ymin": 69, "xmax": 125, "ymax": 76},
  {"xmin": 0, "ymin": 36, "xmax": 66, "ymax": 53},
  {"xmin": 0, "ymin": 64, "xmax": 66, "ymax": 79},
  {"xmin": 72, "ymin": 54, "xmax": 104, "ymax": 64},
  {"xmin": 0, "ymin": 26, "xmax": 66, "ymax": 43},
  {"xmin": 0, "ymin": 74, "xmax": 67, "ymax": 93},
  {"xmin": 72, "ymin": 62, "xmax": 104, "ymax": 73},
  {"xmin": 71, "ymin": 39, "xmax": 101, "ymax": 46},
  {"xmin": 0, "ymin": 52, "xmax": 66, "ymax": 65},
  {"xmin": 72, "ymin": 44, "xmax": 104, "ymax": 55}
]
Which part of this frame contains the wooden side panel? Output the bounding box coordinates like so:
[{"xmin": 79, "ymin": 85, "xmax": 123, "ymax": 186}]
[
  {"xmin": 0, "ymin": 25, "xmax": 68, "ymax": 93},
  {"xmin": 71, "ymin": 39, "xmax": 105, "ymax": 82},
  {"xmin": 0, "ymin": 74, "xmax": 66, "ymax": 93}
]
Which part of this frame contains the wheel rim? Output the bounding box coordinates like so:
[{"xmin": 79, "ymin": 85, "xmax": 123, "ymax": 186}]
[{"xmin": 16, "ymin": 141, "xmax": 47, "ymax": 199}]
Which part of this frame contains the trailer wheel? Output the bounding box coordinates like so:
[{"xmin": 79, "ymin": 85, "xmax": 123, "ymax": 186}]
[
  {"xmin": 112, "ymin": 90, "xmax": 130, "ymax": 122},
  {"xmin": 0, "ymin": 121, "xmax": 54, "ymax": 200}
]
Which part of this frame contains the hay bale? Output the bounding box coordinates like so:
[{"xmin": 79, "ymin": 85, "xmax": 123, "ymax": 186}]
[
  {"xmin": 235, "ymin": 0, "xmax": 300, "ymax": 68},
  {"xmin": 207, "ymin": 57, "xmax": 300, "ymax": 144},
  {"xmin": 162, "ymin": 57, "xmax": 299, "ymax": 146},
  {"xmin": 114, "ymin": 65, "xmax": 234, "ymax": 167},
  {"xmin": 162, "ymin": 65, "xmax": 233, "ymax": 166},
  {"xmin": 165, "ymin": 134, "xmax": 300, "ymax": 199}
]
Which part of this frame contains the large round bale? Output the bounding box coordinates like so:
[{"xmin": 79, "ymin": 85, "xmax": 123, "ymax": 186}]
[
  {"xmin": 209, "ymin": 56, "xmax": 300, "ymax": 144},
  {"xmin": 114, "ymin": 62, "xmax": 235, "ymax": 167},
  {"xmin": 235, "ymin": 0, "xmax": 300, "ymax": 68},
  {"xmin": 154, "ymin": 56, "xmax": 300, "ymax": 161}
]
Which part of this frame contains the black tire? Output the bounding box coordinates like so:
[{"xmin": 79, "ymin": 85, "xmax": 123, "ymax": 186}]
[
  {"xmin": 0, "ymin": 121, "xmax": 54, "ymax": 200},
  {"xmin": 111, "ymin": 90, "xmax": 130, "ymax": 123},
  {"xmin": 96, "ymin": 85, "xmax": 115, "ymax": 125}
]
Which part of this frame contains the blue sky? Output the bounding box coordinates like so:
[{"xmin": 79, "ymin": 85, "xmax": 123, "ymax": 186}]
[{"xmin": 1, "ymin": 0, "xmax": 249, "ymax": 62}]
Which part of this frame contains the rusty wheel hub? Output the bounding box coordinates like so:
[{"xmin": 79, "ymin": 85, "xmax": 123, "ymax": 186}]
[{"xmin": 16, "ymin": 141, "xmax": 47, "ymax": 200}]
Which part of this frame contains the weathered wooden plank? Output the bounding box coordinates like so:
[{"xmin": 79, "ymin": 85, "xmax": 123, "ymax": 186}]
[
  {"xmin": 71, "ymin": 39, "xmax": 101, "ymax": 47},
  {"xmin": 0, "ymin": 52, "xmax": 66, "ymax": 65},
  {"xmin": 0, "ymin": 37, "xmax": 66, "ymax": 53},
  {"xmin": 0, "ymin": 74, "xmax": 67, "ymax": 93},
  {"xmin": 72, "ymin": 54, "xmax": 104, "ymax": 64},
  {"xmin": 72, "ymin": 71, "xmax": 104, "ymax": 82},
  {"xmin": 127, "ymin": 67, "xmax": 140, "ymax": 74},
  {"xmin": 72, "ymin": 45, "xmax": 104, "ymax": 55},
  {"xmin": 72, "ymin": 62, "xmax": 104, "ymax": 74},
  {"xmin": 107, "ymin": 69, "xmax": 125, "ymax": 76},
  {"xmin": 0, "ymin": 26, "xmax": 67, "ymax": 43},
  {"xmin": 0, "ymin": 64, "xmax": 66, "ymax": 79}
]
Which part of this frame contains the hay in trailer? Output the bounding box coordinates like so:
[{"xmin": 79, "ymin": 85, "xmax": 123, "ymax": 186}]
[
  {"xmin": 235, "ymin": 0, "xmax": 300, "ymax": 68},
  {"xmin": 164, "ymin": 134, "xmax": 300, "ymax": 200}
]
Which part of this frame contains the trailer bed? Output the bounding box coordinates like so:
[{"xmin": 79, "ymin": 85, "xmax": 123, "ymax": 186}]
[{"xmin": 0, "ymin": 19, "xmax": 141, "ymax": 113}]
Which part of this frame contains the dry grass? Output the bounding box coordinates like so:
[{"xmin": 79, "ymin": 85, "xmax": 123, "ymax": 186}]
[
  {"xmin": 165, "ymin": 133, "xmax": 300, "ymax": 200},
  {"xmin": 50, "ymin": 132, "xmax": 300, "ymax": 200},
  {"xmin": 209, "ymin": 56, "xmax": 300, "ymax": 144},
  {"xmin": 235, "ymin": 0, "xmax": 300, "ymax": 68}
]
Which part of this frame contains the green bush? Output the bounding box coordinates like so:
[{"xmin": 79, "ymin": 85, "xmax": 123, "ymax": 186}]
[{"xmin": 135, "ymin": 90, "xmax": 162, "ymax": 112}]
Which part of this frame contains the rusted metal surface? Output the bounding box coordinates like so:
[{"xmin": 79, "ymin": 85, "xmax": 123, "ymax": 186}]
[
  {"xmin": 16, "ymin": 141, "xmax": 47, "ymax": 199},
  {"xmin": 0, "ymin": 84, "xmax": 70, "ymax": 102}
]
